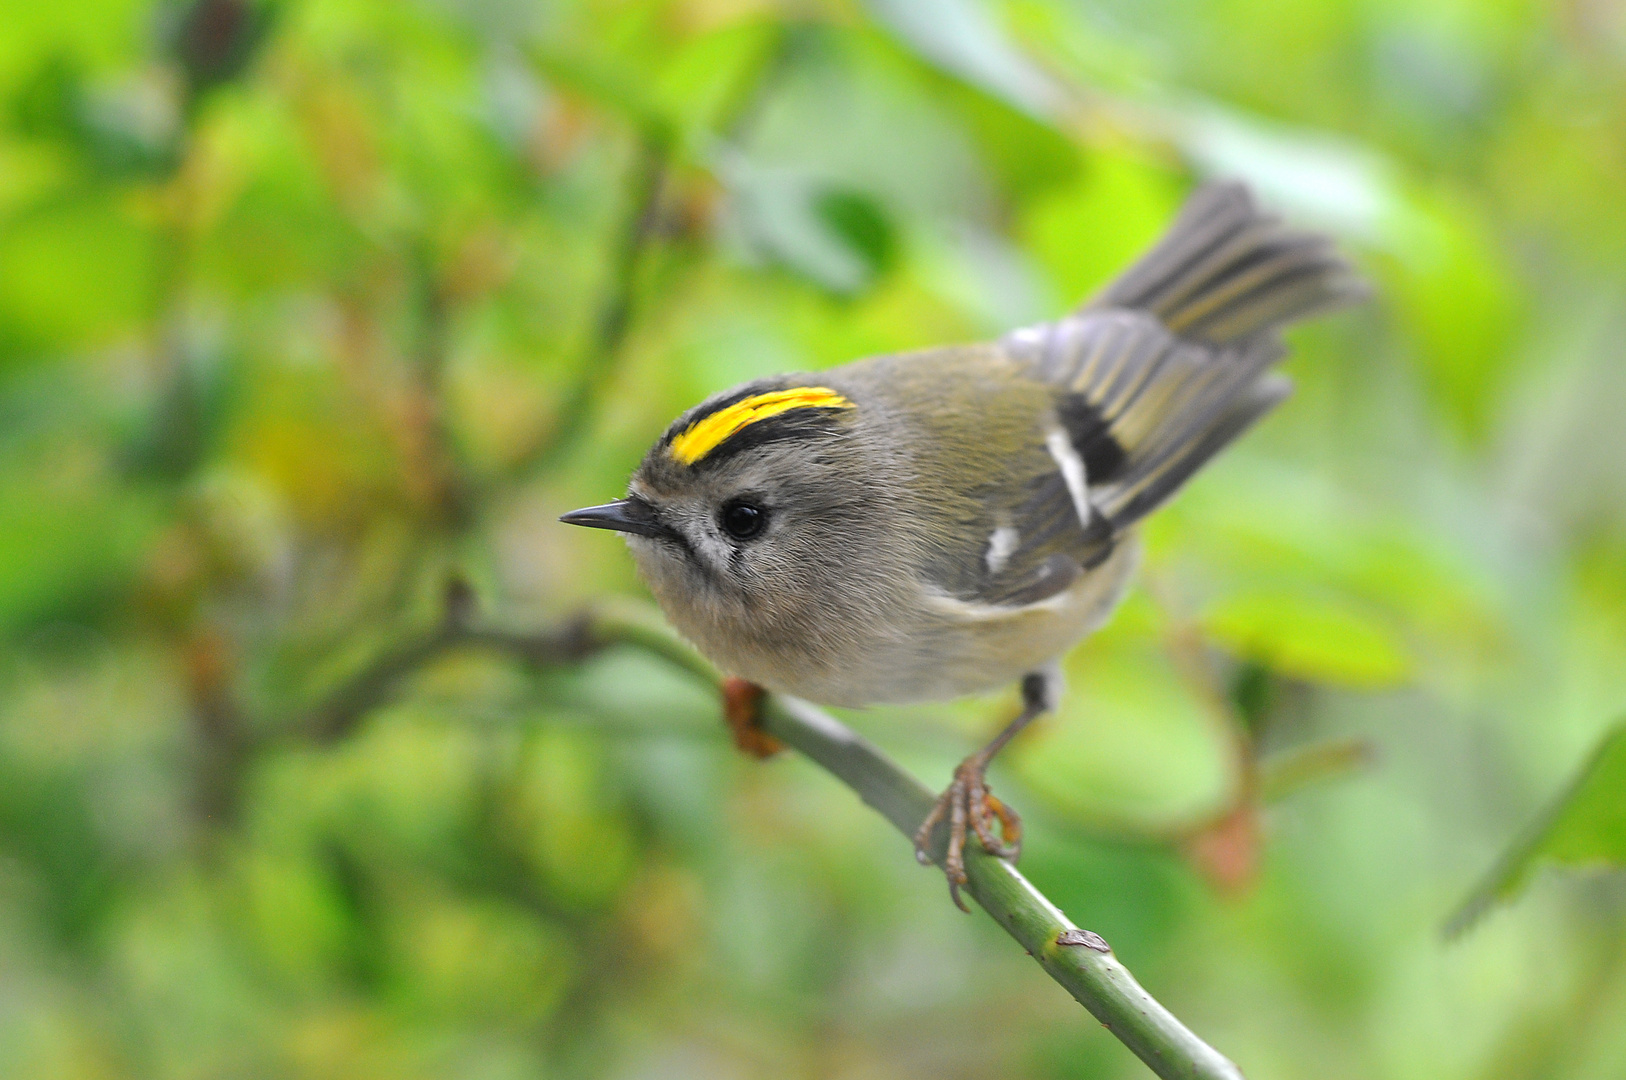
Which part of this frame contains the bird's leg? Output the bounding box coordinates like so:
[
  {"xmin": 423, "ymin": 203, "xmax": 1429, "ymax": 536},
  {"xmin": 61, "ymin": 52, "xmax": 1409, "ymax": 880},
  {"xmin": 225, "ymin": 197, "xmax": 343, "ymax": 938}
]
[
  {"xmin": 915, "ymin": 670, "xmax": 1055, "ymax": 911},
  {"xmin": 721, "ymin": 677, "xmax": 784, "ymax": 758}
]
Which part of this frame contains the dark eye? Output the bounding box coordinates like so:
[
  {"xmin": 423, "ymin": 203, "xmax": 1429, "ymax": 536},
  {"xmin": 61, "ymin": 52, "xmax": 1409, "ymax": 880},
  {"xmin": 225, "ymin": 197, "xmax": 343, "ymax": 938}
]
[{"xmin": 720, "ymin": 499, "xmax": 767, "ymax": 540}]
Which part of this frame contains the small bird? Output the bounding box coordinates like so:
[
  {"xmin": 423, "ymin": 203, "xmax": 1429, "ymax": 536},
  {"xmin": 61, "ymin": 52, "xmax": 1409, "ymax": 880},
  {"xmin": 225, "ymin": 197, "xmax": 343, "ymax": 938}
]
[{"xmin": 563, "ymin": 182, "xmax": 1364, "ymax": 907}]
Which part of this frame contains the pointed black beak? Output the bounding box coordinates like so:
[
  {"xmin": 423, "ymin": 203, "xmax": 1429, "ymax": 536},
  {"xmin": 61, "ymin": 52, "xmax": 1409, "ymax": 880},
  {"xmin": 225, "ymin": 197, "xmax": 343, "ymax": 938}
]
[{"xmin": 559, "ymin": 498, "xmax": 672, "ymax": 539}]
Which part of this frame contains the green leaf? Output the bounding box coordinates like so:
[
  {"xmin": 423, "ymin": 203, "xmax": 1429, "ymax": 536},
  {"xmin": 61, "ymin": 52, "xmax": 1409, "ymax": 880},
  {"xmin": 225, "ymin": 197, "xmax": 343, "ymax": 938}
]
[
  {"xmin": 13, "ymin": 57, "xmax": 182, "ymax": 179},
  {"xmin": 716, "ymin": 150, "xmax": 897, "ymax": 296},
  {"xmin": 0, "ymin": 477, "xmax": 160, "ymax": 632},
  {"xmin": 1176, "ymin": 104, "xmax": 1398, "ymax": 242},
  {"xmin": 812, "ymin": 187, "xmax": 897, "ymax": 280},
  {"xmin": 650, "ymin": 17, "xmax": 781, "ymax": 149},
  {"xmin": 863, "ymin": 0, "xmax": 1064, "ymax": 120},
  {"xmin": 1147, "ymin": 456, "xmax": 1505, "ymax": 678},
  {"xmin": 1019, "ymin": 147, "xmax": 1183, "ymax": 307},
  {"xmin": 932, "ymin": 76, "xmax": 1080, "ymax": 206},
  {"xmin": 1447, "ymin": 719, "xmax": 1626, "ymax": 937},
  {"xmin": 510, "ymin": 726, "xmax": 638, "ymax": 909},
  {"xmin": 386, "ymin": 893, "xmax": 576, "ymax": 1025},
  {"xmin": 1200, "ymin": 587, "xmax": 1413, "ymax": 690},
  {"xmin": 1381, "ymin": 185, "xmax": 1525, "ymax": 441},
  {"xmin": 1011, "ymin": 598, "xmax": 1232, "ymax": 832},
  {"xmin": 0, "ymin": 196, "xmax": 158, "ymax": 351}
]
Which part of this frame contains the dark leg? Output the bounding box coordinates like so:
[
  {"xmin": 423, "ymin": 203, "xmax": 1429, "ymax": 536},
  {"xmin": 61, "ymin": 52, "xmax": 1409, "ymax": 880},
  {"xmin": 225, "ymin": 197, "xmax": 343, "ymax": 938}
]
[
  {"xmin": 914, "ymin": 670, "xmax": 1056, "ymax": 911},
  {"xmin": 721, "ymin": 677, "xmax": 784, "ymax": 759}
]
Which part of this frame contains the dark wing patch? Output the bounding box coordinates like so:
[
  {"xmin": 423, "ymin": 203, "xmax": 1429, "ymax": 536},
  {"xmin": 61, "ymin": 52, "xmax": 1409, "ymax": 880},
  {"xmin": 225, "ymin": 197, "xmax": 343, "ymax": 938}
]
[
  {"xmin": 938, "ymin": 182, "xmax": 1362, "ymax": 612},
  {"xmin": 1004, "ymin": 309, "xmax": 1285, "ymax": 538},
  {"xmin": 1055, "ymin": 394, "xmax": 1128, "ymax": 483},
  {"xmin": 955, "ymin": 461, "xmax": 1116, "ymax": 611}
]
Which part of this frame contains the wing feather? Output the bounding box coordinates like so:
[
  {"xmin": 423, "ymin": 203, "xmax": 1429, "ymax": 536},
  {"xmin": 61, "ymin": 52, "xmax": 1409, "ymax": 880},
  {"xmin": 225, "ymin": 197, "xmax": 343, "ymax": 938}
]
[{"xmin": 922, "ymin": 181, "xmax": 1361, "ymax": 613}]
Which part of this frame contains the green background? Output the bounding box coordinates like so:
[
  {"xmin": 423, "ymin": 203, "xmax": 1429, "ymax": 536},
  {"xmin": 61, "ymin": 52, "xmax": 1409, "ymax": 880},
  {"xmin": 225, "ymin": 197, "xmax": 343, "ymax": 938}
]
[{"xmin": 2, "ymin": 0, "xmax": 1625, "ymax": 1077}]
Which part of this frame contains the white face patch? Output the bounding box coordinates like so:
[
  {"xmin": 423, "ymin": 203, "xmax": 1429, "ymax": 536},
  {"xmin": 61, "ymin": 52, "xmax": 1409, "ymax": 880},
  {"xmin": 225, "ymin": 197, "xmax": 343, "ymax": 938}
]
[
  {"xmin": 984, "ymin": 526, "xmax": 1019, "ymax": 575},
  {"xmin": 1044, "ymin": 426, "xmax": 1092, "ymax": 528}
]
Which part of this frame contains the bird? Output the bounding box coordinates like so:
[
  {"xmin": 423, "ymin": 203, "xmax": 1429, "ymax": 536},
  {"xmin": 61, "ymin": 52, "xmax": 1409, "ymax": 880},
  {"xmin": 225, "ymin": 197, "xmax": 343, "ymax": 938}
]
[{"xmin": 562, "ymin": 181, "xmax": 1365, "ymax": 908}]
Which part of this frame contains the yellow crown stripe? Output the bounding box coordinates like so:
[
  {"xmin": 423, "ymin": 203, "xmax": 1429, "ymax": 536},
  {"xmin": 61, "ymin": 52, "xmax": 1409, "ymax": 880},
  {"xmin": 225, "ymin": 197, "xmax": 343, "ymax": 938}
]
[{"xmin": 669, "ymin": 387, "xmax": 854, "ymax": 465}]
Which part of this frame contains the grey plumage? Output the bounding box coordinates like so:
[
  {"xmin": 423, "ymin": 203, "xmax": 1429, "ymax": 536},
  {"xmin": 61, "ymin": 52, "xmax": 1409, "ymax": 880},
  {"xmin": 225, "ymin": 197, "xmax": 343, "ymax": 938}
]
[
  {"xmin": 948, "ymin": 181, "xmax": 1362, "ymax": 618},
  {"xmin": 569, "ymin": 180, "xmax": 1363, "ymax": 708},
  {"xmin": 563, "ymin": 179, "xmax": 1366, "ymax": 900},
  {"xmin": 1089, "ymin": 180, "xmax": 1367, "ymax": 344}
]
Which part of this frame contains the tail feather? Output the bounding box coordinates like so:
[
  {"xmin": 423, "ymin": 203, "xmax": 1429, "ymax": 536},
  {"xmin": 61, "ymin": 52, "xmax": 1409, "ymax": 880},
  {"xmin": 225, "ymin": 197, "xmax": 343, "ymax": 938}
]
[
  {"xmin": 1088, "ymin": 181, "xmax": 1365, "ymax": 345},
  {"xmin": 1004, "ymin": 181, "xmax": 1364, "ymax": 543}
]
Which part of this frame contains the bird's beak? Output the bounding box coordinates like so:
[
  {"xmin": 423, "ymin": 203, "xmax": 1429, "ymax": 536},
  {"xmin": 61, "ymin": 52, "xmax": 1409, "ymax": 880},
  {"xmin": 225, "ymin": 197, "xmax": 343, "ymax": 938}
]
[{"xmin": 559, "ymin": 498, "xmax": 672, "ymax": 539}]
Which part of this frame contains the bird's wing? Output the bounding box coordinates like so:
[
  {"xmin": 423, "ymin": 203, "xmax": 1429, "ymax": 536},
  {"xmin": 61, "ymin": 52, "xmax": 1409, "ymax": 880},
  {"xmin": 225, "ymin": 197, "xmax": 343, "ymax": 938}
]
[
  {"xmin": 901, "ymin": 182, "xmax": 1362, "ymax": 614},
  {"xmin": 929, "ymin": 311, "xmax": 1285, "ymax": 612}
]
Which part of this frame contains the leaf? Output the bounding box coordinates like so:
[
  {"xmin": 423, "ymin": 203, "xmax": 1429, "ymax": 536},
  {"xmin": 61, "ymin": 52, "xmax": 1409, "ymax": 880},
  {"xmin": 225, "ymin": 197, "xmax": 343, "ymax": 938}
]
[
  {"xmin": 1381, "ymin": 185, "xmax": 1525, "ymax": 441},
  {"xmin": 387, "ymin": 894, "xmax": 577, "ymax": 1025},
  {"xmin": 650, "ymin": 17, "xmax": 782, "ymax": 148},
  {"xmin": 813, "ymin": 188, "xmax": 897, "ymax": 280},
  {"xmin": 0, "ymin": 478, "xmax": 160, "ymax": 632},
  {"xmin": 1148, "ymin": 456, "xmax": 1505, "ymax": 676},
  {"xmin": 863, "ymin": 0, "xmax": 1065, "ymax": 120},
  {"xmin": 13, "ymin": 57, "xmax": 182, "ymax": 179},
  {"xmin": 1200, "ymin": 587, "xmax": 1413, "ymax": 690},
  {"xmin": 932, "ymin": 76, "xmax": 1080, "ymax": 205},
  {"xmin": 1175, "ymin": 103, "xmax": 1399, "ymax": 243},
  {"xmin": 714, "ymin": 149, "xmax": 897, "ymax": 296},
  {"xmin": 510, "ymin": 727, "xmax": 638, "ymax": 909},
  {"xmin": 0, "ymin": 196, "xmax": 158, "ymax": 350},
  {"xmin": 1447, "ymin": 719, "xmax": 1626, "ymax": 937},
  {"xmin": 1019, "ymin": 146, "xmax": 1184, "ymax": 306}
]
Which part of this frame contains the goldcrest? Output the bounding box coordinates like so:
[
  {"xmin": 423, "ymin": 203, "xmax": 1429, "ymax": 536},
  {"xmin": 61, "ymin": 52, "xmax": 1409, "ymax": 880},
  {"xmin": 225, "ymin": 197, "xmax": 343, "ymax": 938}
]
[{"xmin": 563, "ymin": 182, "xmax": 1364, "ymax": 906}]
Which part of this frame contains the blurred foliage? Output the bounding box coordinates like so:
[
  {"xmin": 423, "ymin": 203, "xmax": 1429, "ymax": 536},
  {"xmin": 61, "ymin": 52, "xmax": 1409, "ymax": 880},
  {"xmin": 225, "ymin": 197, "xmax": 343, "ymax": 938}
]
[
  {"xmin": 1450, "ymin": 719, "xmax": 1626, "ymax": 937},
  {"xmin": 0, "ymin": 0, "xmax": 1625, "ymax": 1078}
]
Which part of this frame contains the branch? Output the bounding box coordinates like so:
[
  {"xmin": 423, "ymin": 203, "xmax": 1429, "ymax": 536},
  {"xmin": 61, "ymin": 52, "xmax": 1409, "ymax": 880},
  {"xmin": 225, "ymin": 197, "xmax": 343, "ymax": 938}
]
[
  {"xmin": 288, "ymin": 602, "xmax": 1244, "ymax": 1079},
  {"xmin": 297, "ymin": 583, "xmax": 601, "ymax": 744},
  {"xmin": 758, "ymin": 696, "xmax": 1245, "ymax": 1080}
]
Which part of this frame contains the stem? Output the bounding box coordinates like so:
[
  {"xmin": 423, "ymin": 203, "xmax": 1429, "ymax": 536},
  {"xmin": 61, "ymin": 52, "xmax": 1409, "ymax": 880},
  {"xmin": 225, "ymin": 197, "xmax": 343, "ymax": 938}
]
[
  {"xmin": 287, "ymin": 603, "xmax": 1245, "ymax": 1079},
  {"xmin": 761, "ymin": 696, "xmax": 1245, "ymax": 1080}
]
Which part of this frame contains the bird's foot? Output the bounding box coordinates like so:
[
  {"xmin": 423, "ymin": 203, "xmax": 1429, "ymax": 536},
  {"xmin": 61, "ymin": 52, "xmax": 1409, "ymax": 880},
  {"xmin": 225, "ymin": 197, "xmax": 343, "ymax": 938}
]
[
  {"xmin": 913, "ymin": 756, "xmax": 1023, "ymax": 912},
  {"xmin": 721, "ymin": 677, "xmax": 783, "ymax": 759}
]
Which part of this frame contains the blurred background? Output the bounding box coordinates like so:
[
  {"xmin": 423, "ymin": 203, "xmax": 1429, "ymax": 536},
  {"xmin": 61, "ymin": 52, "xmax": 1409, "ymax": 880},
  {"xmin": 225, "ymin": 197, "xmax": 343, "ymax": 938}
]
[{"xmin": 2, "ymin": 0, "xmax": 1626, "ymax": 1077}]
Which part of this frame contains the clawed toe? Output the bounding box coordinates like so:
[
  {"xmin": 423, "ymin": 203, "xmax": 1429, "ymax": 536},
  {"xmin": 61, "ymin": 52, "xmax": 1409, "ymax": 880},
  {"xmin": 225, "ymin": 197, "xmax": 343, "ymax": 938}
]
[
  {"xmin": 721, "ymin": 677, "xmax": 783, "ymax": 758},
  {"xmin": 913, "ymin": 758, "xmax": 1023, "ymax": 912}
]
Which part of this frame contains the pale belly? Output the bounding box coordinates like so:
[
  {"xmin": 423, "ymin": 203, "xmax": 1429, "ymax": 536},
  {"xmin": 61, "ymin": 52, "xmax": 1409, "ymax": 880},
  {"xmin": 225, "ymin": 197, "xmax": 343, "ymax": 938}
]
[{"xmin": 767, "ymin": 539, "xmax": 1140, "ymax": 707}]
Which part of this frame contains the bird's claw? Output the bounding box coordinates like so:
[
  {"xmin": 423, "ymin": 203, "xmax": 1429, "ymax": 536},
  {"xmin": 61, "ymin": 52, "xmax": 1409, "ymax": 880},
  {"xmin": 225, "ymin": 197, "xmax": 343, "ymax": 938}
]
[
  {"xmin": 721, "ymin": 677, "xmax": 783, "ymax": 758},
  {"xmin": 913, "ymin": 756, "xmax": 1023, "ymax": 912}
]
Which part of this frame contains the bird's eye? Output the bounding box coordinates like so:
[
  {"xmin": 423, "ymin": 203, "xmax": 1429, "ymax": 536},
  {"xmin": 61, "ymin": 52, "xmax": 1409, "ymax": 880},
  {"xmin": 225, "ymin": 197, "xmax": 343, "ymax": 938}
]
[{"xmin": 720, "ymin": 500, "xmax": 767, "ymax": 540}]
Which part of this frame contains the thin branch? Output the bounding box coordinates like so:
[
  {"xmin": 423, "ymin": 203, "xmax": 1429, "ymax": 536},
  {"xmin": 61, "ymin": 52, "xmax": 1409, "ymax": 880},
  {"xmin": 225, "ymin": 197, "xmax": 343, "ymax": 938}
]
[
  {"xmin": 1259, "ymin": 737, "xmax": 1376, "ymax": 804},
  {"xmin": 297, "ymin": 618, "xmax": 599, "ymax": 745},
  {"xmin": 759, "ymin": 696, "xmax": 1246, "ymax": 1080},
  {"xmin": 297, "ymin": 626, "xmax": 447, "ymax": 744},
  {"xmin": 287, "ymin": 601, "xmax": 1245, "ymax": 1079}
]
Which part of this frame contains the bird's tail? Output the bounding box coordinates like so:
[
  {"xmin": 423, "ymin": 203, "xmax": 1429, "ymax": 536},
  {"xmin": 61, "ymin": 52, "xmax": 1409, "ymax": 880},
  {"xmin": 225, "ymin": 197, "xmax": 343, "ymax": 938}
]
[{"xmin": 1087, "ymin": 181, "xmax": 1366, "ymax": 345}]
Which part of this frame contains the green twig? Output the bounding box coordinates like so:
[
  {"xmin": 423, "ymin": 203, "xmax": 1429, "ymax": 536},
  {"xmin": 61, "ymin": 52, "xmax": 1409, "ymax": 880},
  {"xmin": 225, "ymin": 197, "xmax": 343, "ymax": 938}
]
[
  {"xmin": 760, "ymin": 695, "xmax": 1245, "ymax": 1080},
  {"xmin": 1259, "ymin": 737, "xmax": 1376, "ymax": 804},
  {"xmin": 289, "ymin": 601, "xmax": 1244, "ymax": 1079}
]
